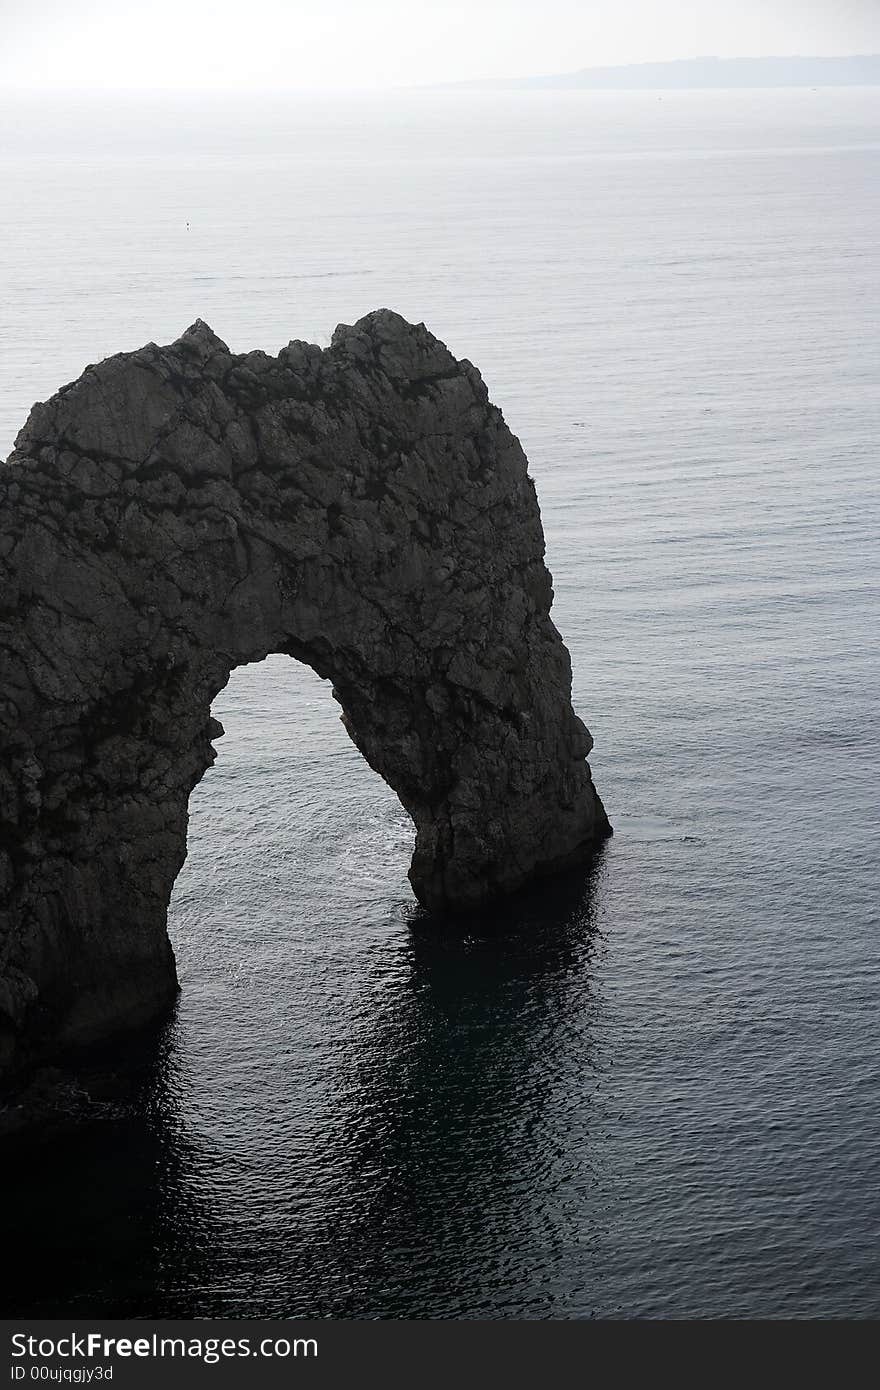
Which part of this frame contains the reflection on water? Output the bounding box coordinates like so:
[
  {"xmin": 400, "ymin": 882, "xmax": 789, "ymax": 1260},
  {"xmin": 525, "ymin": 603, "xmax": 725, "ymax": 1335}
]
[
  {"xmin": 2, "ymin": 861, "xmax": 610, "ymax": 1318},
  {"xmin": 1, "ymin": 1023, "xmax": 218, "ymax": 1315},
  {"xmin": 312, "ymin": 868, "xmax": 609, "ymax": 1318}
]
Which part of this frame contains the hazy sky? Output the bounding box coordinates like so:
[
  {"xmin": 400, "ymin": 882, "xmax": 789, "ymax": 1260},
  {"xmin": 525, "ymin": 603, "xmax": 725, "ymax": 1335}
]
[{"xmin": 2, "ymin": 0, "xmax": 879, "ymax": 91}]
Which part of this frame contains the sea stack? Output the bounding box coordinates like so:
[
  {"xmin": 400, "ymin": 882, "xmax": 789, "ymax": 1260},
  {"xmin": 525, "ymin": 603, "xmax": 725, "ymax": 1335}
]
[{"xmin": 0, "ymin": 310, "xmax": 611, "ymax": 1079}]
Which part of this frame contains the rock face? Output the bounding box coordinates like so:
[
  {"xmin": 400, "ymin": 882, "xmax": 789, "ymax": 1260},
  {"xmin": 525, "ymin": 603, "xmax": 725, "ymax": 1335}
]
[{"xmin": 0, "ymin": 310, "xmax": 610, "ymax": 1080}]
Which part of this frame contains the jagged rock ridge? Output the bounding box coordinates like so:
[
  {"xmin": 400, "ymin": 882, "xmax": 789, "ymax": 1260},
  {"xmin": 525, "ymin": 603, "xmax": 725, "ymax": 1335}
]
[{"xmin": 0, "ymin": 310, "xmax": 610, "ymax": 1079}]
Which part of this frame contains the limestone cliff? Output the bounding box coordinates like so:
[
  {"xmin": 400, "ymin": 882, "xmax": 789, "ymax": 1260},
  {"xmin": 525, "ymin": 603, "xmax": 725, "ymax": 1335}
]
[{"xmin": 0, "ymin": 310, "xmax": 610, "ymax": 1079}]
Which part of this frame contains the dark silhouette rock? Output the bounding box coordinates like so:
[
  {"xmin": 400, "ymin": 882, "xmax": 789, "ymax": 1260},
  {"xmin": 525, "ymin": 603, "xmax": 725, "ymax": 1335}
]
[{"xmin": 0, "ymin": 310, "xmax": 610, "ymax": 1079}]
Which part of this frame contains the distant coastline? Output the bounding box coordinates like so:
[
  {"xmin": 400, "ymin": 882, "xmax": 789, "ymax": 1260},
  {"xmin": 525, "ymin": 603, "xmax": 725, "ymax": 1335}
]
[{"xmin": 438, "ymin": 54, "xmax": 880, "ymax": 91}]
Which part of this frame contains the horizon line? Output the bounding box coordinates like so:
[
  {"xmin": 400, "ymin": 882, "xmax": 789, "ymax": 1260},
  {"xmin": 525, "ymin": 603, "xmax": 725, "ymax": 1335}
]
[{"xmin": 1, "ymin": 52, "xmax": 879, "ymax": 97}]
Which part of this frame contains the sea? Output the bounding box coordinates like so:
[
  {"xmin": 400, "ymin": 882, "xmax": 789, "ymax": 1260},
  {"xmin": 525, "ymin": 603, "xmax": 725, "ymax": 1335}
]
[{"xmin": 1, "ymin": 86, "xmax": 878, "ymax": 1318}]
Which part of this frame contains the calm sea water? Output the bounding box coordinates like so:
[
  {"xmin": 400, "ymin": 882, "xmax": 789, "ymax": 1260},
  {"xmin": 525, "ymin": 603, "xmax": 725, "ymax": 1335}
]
[{"xmin": 2, "ymin": 87, "xmax": 879, "ymax": 1318}]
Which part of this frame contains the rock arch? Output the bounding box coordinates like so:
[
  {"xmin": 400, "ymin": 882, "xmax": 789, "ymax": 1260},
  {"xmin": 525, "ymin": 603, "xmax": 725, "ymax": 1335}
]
[{"xmin": 0, "ymin": 311, "xmax": 610, "ymax": 1077}]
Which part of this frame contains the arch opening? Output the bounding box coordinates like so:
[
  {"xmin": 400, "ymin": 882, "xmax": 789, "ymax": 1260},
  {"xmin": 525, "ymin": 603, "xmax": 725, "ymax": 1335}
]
[{"xmin": 168, "ymin": 653, "xmax": 414, "ymax": 974}]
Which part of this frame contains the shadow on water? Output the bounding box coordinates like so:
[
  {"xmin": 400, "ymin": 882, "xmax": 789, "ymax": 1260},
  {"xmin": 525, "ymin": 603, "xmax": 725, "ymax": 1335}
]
[
  {"xmin": 1, "ymin": 852, "xmax": 611, "ymax": 1317},
  {"xmin": 275, "ymin": 852, "xmax": 612, "ymax": 1318},
  {"xmin": 0, "ymin": 1017, "xmax": 221, "ymax": 1317}
]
